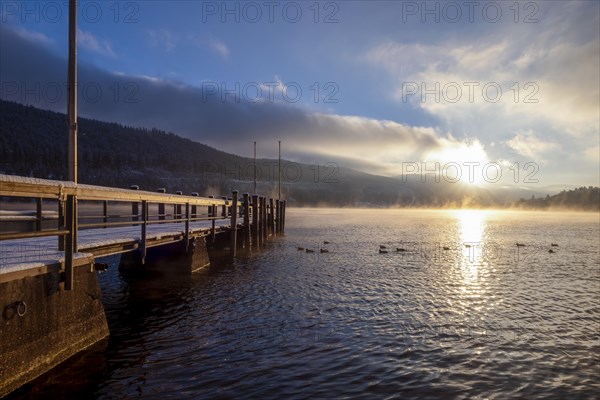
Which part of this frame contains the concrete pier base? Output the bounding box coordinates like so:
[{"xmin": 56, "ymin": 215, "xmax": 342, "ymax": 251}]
[
  {"xmin": 209, "ymin": 230, "xmax": 243, "ymax": 251},
  {"xmin": 0, "ymin": 260, "xmax": 109, "ymax": 398},
  {"xmin": 119, "ymin": 236, "xmax": 211, "ymax": 273}
]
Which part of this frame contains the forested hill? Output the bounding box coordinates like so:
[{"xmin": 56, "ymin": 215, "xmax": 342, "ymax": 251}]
[
  {"xmin": 0, "ymin": 99, "xmax": 411, "ymax": 206},
  {"xmin": 0, "ymin": 99, "xmax": 249, "ymax": 190},
  {"xmin": 1, "ymin": 99, "xmax": 598, "ymax": 209},
  {"xmin": 514, "ymin": 187, "xmax": 600, "ymax": 211}
]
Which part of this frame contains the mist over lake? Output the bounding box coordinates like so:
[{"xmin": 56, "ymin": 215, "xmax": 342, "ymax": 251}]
[{"xmin": 11, "ymin": 208, "xmax": 598, "ymax": 399}]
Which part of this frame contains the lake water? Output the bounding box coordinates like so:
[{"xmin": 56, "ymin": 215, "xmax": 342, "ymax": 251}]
[{"xmin": 9, "ymin": 209, "xmax": 600, "ymax": 399}]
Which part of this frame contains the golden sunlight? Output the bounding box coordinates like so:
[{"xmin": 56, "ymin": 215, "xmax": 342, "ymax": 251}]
[
  {"xmin": 455, "ymin": 209, "xmax": 489, "ymax": 285},
  {"xmin": 428, "ymin": 141, "xmax": 489, "ymax": 185}
]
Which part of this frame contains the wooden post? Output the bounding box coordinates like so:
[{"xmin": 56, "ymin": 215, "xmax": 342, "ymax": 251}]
[
  {"xmin": 275, "ymin": 200, "xmax": 280, "ymax": 234},
  {"xmin": 265, "ymin": 198, "xmax": 270, "ymax": 238},
  {"xmin": 158, "ymin": 188, "xmax": 166, "ymax": 221},
  {"xmin": 64, "ymin": 194, "xmax": 76, "ymax": 290},
  {"xmin": 257, "ymin": 197, "xmax": 263, "ymax": 246},
  {"xmin": 131, "ymin": 185, "xmax": 139, "ymax": 225},
  {"xmin": 184, "ymin": 202, "xmax": 190, "ymax": 251},
  {"xmin": 230, "ymin": 190, "xmax": 238, "ymax": 257},
  {"xmin": 103, "ymin": 200, "xmax": 108, "ymax": 228},
  {"xmin": 221, "ymin": 196, "xmax": 227, "ymax": 218},
  {"xmin": 176, "ymin": 191, "xmax": 183, "ymax": 220},
  {"xmin": 58, "ymin": 198, "xmax": 65, "ymax": 251},
  {"xmin": 279, "ymin": 200, "xmax": 284, "ymax": 234},
  {"xmin": 251, "ymin": 194, "xmax": 259, "ymax": 246},
  {"xmin": 209, "ymin": 195, "xmax": 216, "ymax": 244},
  {"xmin": 35, "ymin": 197, "xmax": 42, "ymax": 231},
  {"xmin": 191, "ymin": 192, "xmax": 199, "ymax": 219},
  {"xmin": 258, "ymin": 197, "xmax": 263, "ymax": 242},
  {"xmin": 140, "ymin": 200, "xmax": 147, "ymax": 264},
  {"xmin": 268, "ymin": 198, "xmax": 275, "ymax": 235},
  {"xmin": 261, "ymin": 197, "xmax": 267, "ymax": 242},
  {"xmin": 282, "ymin": 200, "xmax": 286, "ymax": 233},
  {"xmin": 243, "ymin": 193, "xmax": 250, "ymax": 248}
]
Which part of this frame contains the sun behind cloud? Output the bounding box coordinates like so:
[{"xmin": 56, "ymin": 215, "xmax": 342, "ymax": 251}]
[{"xmin": 425, "ymin": 139, "xmax": 489, "ymax": 185}]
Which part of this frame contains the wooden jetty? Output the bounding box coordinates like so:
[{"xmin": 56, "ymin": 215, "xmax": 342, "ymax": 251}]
[{"xmin": 0, "ymin": 174, "xmax": 286, "ymax": 397}]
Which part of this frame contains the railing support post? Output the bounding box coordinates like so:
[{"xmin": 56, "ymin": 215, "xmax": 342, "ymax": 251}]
[
  {"xmin": 261, "ymin": 196, "xmax": 267, "ymax": 243},
  {"xmin": 221, "ymin": 196, "xmax": 227, "ymax": 218},
  {"xmin": 268, "ymin": 198, "xmax": 274, "ymax": 236},
  {"xmin": 131, "ymin": 184, "xmax": 139, "ymax": 225},
  {"xmin": 64, "ymin": 194, "xmax": 76, "ymax": 290},
  {"xmin": 257, "ymin": 196, "xmax": 263, "ymax": 246},
  {"xmin": 243, "ymin": 193, "xmax": 250, "ymax": 248},
  {"xmin": 176, "ymin": 191, "xmax": 183, "ymax": 220},
  {"xmin": 58, "ymin": 198, "xmax": 65, "ymax": 251},
  {"xmin": 103, "ymin": 200, "xmax": 108, "ymax": 228},
  {"xmin": 209, "ymin": 195, "xmax": 216, "ymax": 244},
  {"xmin": 230, "ymin": 190, "xmax": 238, "ymax": 257},
  {"xmin": 35, "ymin": 197, "xmax": 42, "ymax": 231},
  {"xmin": 251, "ymin": 194, "xmax": 259, "ymax": 246},
  {"xmin": 282, "ymin": 200, "xmax": 286, "ymax": 234},
  {"xmin": 140, "ymin": 200, "xmax": 147, "ymax": 264},
  {"xmin": 279, "ymin": 200, "xmax": 284, "ymax": 234},
  {"xmin": 191, "ymin": 192, "xmax": 199, "ymax": 219},
  {"xmin": 157, "ymin": 188, "xmax": 166, "ymax": 222},
  {"xmin": 275, "ymin": 200, "xmax": 280, "ymax": 235},
  {"xmin": 185, "ymin": 202, "xmax": 190, "ymax": 251}
]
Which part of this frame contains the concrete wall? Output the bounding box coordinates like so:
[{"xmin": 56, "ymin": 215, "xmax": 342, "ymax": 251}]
[{"xmin": 0, "ymin": 264, "xmax": 109, "ymax": 397}]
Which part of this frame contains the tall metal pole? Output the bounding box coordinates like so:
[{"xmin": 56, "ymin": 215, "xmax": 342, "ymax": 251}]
[
  {"xmin": 67, "ymin": 0, "xmax": 77, "ymax": 183},
  {"xmin": 64, "ymin": 0, "xmax": 79, "ymax": 290},
  {"xmin": 278, "ymin": 140, "xmax": 281, "ymax": 200},
  {"xmin": 253, "ymin": 141, "xmax": 256, "ymax": 194}
]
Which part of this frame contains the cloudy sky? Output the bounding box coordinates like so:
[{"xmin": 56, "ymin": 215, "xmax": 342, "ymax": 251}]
[{"xmin": 1, "ymin": 1, "xmax": 598, "ymax": 187}]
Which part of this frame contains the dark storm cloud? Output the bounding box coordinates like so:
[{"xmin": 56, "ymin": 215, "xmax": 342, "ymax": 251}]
[{"xmin": 1, "ymin": 26, "xmax": 450, "ymax": 174}]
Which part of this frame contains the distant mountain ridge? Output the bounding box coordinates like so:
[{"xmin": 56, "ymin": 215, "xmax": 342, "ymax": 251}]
[{"xmin": 1, "ymin": 100, "xmax": 597, "ymax": 210}]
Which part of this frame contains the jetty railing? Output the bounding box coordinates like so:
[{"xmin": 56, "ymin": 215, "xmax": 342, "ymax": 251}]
[{"xmin": 1, "ymin": 175, "xmax": 286, "ymax": 290}]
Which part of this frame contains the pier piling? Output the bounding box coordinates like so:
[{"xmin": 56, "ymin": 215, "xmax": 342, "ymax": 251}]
[
  {"xmin": 243, "ymin": 193, "xmax": 250, "ymax": 248},
  {"xmin": 252, "ymin": 194, "xmax": 259, "ymax": 247},
  {"xmin": 230, "ymin": 190, "xmax": 238, "ymax": 256}
]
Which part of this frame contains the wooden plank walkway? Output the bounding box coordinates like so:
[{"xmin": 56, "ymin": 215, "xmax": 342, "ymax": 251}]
[{"xmin": 0, "ymin": 220, "xmax": 232, "ymax": 276}]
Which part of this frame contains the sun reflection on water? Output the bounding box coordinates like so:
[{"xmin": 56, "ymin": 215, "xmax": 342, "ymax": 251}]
[{"xmin": 453, "ymin": 210, "xmax": 492, "ymax": 304}]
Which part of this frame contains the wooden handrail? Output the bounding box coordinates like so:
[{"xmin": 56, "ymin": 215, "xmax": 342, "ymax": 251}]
[{"xmin": 0, "ymin": 174, "xmax": 228, "ymax": 206}]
